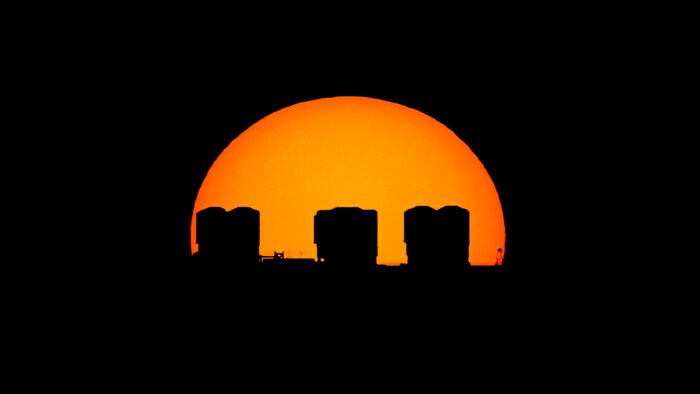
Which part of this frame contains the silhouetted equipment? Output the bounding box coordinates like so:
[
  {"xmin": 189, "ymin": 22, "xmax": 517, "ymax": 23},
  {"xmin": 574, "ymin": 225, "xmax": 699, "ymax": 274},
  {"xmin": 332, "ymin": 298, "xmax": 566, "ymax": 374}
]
[
  {"xmin": 259, "ymin": 256, "xmax": 317, "ymax": 272},
  {"xmin": 314, "ymin": 207, "xmax": 378, "ymax": 270},
  {"xmin": 437, "ymin": 206, "xmax": 470, "ymax": 266},
  {"xmin": 194, "ymin": 206, "xmax": 260, "ymax": 268},
  {"xmin": 404, "ymin": 205, "xmax": 470, "ymax": 271},
  {"xmin": 196, "ymin": 207, "xmax": 228, "ymax": 255},
  {"xmin": 404, "ymin": 206, "xmax": 437, "ymax": 269}
]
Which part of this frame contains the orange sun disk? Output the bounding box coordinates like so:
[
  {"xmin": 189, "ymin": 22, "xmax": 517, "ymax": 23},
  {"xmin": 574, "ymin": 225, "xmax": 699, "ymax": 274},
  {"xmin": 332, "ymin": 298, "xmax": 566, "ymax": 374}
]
[{"xmin": 191, "ymin": 96, "xmax": 505, "ymax": 265}]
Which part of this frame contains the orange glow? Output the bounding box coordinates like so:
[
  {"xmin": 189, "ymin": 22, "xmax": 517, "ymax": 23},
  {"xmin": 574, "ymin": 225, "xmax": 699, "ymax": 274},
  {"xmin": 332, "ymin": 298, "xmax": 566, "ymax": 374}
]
[{"xmin": 191, "ymin": 96, "xmax": 505, "ymax": 265}]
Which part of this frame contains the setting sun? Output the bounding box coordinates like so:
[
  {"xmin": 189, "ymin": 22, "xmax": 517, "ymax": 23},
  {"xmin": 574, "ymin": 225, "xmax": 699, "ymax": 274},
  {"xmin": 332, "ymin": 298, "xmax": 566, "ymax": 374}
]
[{"xmin": 191, "ymin": 96, "xmax": 505, "ymax": 265}]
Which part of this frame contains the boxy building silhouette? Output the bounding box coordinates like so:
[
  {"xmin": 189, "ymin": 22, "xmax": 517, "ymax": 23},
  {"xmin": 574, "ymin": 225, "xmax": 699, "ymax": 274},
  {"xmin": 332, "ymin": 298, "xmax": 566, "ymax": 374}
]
[
  {"xmin": 194, "ymin": 206, "xmax": 260, "ymax": 268},
  {"xmin": 314, "ymin": 207, "xmax": 378, "ymax": 270},
  {"xmin": 404, "ymin": 205, "xmax": 470, "ymax": 271},
  {"xmin": 404, "ymin": 206, "xmax": 437, "ymax": 269},
  {"xmin": 192, "ymin": 205, "xmax": 472, "ymax": 273}
]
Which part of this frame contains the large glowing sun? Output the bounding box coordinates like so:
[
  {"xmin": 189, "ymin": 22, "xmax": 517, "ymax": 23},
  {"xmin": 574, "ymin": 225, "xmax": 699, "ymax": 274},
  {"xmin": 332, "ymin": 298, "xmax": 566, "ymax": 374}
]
[{"xmin": 191, "ymin": 96, "xmax": 505, "ymax": 265}]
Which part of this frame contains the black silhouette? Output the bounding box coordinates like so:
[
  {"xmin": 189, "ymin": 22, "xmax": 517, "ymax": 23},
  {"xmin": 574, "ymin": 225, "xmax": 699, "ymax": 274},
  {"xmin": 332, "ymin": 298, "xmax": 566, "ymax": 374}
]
[
  {"xmin": 314, "ymin": 207, "xmax": 378, "ymax": 271},
  {"xmin": 189, "ymin": 204, "xmax": 494, "ymax": 276},
  {"xmin": 193, "ymin": 206, "xmax": 260, "ymax": 269},
  {"xmin": 405, "ymin": 206, "xmax": 470, "ymax": 271},
  {"xmin": 435, "ymin": 205, "xmax": 471, "ymax": 269},
  {"xmin": 259, "ymin": 251, "xmax": 316, "ymax": 272},
  {"xmin": 404, "ymin": 206, "xmax": 439, "ymax": 270}
]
